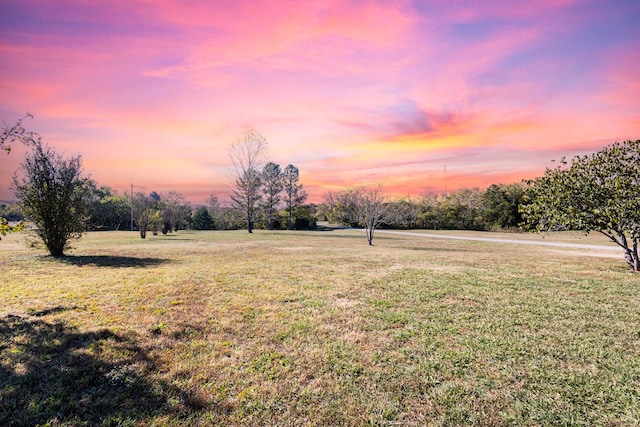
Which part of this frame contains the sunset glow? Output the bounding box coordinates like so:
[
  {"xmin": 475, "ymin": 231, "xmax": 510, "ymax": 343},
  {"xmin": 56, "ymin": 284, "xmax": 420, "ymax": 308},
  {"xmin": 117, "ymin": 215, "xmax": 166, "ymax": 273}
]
[{"xmin": 1, "ymin": 0, "xmax": 639, "ymax": 204}]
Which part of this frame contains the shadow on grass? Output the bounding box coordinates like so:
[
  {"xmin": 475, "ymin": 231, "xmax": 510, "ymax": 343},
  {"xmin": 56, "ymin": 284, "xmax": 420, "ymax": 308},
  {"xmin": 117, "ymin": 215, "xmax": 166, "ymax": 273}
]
[
  {"xmin": 0, "ymin": 309, "xmax": 206, "ymax": 426},
  {"xmin": 404, "ymin": 245, "xmax": 473, "ymax": 253},
  {"xmin": 311, "ymin": 224, "xmax": 344, "ymax": 232},
  {"xmin": 28, "ymin": 305, "xmax": 79, "ymax": 317},
  {"xmin": 54, "ymin": 255, "xmax": 170, "ymax": 268}
]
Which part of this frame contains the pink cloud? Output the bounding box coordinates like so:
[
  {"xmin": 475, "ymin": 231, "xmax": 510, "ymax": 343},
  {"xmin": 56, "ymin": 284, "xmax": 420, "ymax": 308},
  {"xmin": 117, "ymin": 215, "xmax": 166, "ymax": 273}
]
[
  {"xmin": 144, "ymin": 0, "xmax": 414, "ymax": 82},
  {"xmin": 1, "ymin": 0, "xmax": 638, "ymax": 205}
]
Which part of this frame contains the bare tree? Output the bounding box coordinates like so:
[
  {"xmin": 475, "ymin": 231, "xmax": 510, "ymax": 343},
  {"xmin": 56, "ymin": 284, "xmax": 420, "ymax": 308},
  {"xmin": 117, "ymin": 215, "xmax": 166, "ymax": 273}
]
[
  {"xmin": 229, "ymin": 130, "xmax": 269, "ymax": 233},
  {"xmin": 282, "ymin": 164, "xmax": 307, "ymax": 230},
  {"xmin": 325, "ymin": 183, "xmax": 396, "ymax": 245},
  {"xmin": 132, "ymin": 192, "xmax": 161, "ymax": 239},
  {"xmin": 0, "ymin": 114, "xmax": 34, "ymax": 239},
  {"xmin": 161, "ymin": 191, "xmax": 189, "ymax": 233},
  {"xmin": 1, "ymin": 113, "xmax": 37, "ymax": 154}
]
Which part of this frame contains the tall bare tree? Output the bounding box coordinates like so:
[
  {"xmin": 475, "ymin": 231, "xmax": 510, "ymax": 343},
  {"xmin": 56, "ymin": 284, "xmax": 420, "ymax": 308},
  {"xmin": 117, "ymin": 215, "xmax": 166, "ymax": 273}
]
[
  {"xmin": 283, "ymin": 164, "xmax": 307, "ymax": 230},
  {"xmin": 229, "ymin": 129, "xmax": 269, "ymax": 233}
]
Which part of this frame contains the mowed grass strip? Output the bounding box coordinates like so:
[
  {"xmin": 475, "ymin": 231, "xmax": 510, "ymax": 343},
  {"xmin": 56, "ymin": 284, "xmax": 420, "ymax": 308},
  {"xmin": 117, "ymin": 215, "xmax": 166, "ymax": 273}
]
[{"xmin": 1, "ymin": 229, "xmax": 638, "ymax": 426}]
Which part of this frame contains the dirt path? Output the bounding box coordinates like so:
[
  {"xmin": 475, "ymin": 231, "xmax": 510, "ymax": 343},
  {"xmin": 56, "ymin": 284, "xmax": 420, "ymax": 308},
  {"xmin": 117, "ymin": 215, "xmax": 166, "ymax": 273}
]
[{"xmin": 373, "ymin": 229, "xmax": 620, "ymax": 252}]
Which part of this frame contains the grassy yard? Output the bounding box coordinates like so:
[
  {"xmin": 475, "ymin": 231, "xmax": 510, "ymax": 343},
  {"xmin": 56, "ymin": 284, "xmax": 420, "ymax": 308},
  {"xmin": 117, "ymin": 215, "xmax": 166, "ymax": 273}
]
[{"xmin": 0, "ymin": 229, "xmax": 638, "ymax": 426}]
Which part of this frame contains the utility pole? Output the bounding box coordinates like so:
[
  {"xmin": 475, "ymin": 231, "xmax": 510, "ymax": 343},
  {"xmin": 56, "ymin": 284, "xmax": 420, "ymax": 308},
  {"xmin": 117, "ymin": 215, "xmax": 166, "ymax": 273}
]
[{"xmin": 444, "ymin": 163, "xmax": 447, "ymax": 195}]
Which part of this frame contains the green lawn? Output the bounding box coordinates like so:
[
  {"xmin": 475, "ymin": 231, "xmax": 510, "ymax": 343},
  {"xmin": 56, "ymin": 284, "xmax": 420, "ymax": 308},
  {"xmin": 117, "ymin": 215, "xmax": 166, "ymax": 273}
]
[{"xmin": 1, "ymin": 229, "xmax": 638, "ymax": 426}]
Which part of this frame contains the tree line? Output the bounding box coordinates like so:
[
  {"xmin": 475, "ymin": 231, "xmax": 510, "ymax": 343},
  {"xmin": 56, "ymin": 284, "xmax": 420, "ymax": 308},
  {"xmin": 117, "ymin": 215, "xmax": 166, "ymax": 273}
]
[
  {"xmin": 321, "ymin": 139, "xmax": 639, "ymax": 271},
  {"xmin": 0, "ymin": 119, "xmax": 315, "ymax": 253},
  {"xmin": 321, "ymin": 182, "xmax": 526, "ymax": 233},
  {"xmin": 130, "ymin": 129, "xmax": 314, "ymax": 235},
  {"xmin": 1, "ymin": 115, "xmax": 638, "ymax": 271}
]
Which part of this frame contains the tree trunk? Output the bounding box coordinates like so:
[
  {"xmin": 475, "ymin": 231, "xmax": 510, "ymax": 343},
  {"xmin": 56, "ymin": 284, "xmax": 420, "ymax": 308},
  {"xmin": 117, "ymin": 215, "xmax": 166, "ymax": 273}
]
[
  {"xmin": 623, "ymin": 249, "xmax": 639, "ymax": 272},
  {"xmin": 630, "ymin": 238, "xmax": 639, "ymax": 272},
  {"xmin": 615, "ymin": 231, "xmax": 639, "ymax": 272},
  {"xmin": 140, "ymin": 229, "xmax": 146, "ymax": 239},
  {"xmin": 48, "ymin": 243, "xmax": 64, "ymax": 257},
  {"xmin": 367, "ymin": 227, "xmax": 374, "ymax": 245},
  {"xmin": 248, "ymin": 220, "xmax": 253, "ymax": 233}
]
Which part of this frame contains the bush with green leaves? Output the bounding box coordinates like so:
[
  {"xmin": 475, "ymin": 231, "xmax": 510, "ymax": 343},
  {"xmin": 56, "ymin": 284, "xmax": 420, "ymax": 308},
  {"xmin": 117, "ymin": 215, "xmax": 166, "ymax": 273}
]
[
  {"xmin": 521, "ymin": 140, "xmax": 640, "ymax": 271},
  {"xmin": 13, "ymin": 140, "xmax": 91, "ymax": 256},
  {"xmin": 192, "ymin": 206, "xmax": 214, "ymax": 230}
]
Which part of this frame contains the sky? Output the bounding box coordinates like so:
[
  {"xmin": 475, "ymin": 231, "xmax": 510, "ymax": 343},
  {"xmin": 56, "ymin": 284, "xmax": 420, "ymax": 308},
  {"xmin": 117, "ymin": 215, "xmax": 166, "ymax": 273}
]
[{"xmin": 1, "ymin": 0, "xmax": 639, "ymax": 205}]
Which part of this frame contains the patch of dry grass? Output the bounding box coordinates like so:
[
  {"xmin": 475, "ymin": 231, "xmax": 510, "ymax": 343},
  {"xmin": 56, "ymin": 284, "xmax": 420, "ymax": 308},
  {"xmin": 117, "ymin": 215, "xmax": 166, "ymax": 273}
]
[{"xmin": 1, "ymin": 229, "xmax": 638, "ymax": 426}]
